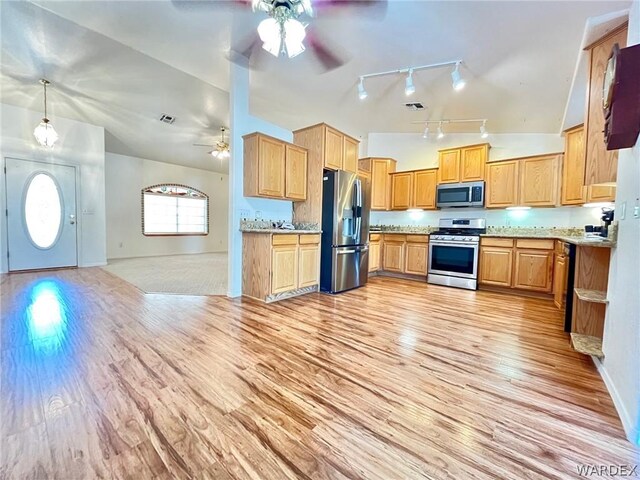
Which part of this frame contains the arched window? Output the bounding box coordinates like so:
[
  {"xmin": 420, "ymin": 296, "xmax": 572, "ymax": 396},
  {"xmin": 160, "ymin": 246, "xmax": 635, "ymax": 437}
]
[{"xmin": 142, "ymin": 184, "xmax": 209, "ymax": 236}]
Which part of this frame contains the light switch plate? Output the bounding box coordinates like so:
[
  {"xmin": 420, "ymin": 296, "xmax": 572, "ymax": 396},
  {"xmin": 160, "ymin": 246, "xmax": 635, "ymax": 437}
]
[{"xmin": 620, "ymin": 201, "xmax": 626, "ymax": 220}]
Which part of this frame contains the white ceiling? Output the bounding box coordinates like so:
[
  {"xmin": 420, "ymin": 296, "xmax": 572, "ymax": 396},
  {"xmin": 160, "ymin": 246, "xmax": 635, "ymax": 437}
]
[{"xmin": 1, "ymin": 0, "xmax": 632, "ymax": 169}]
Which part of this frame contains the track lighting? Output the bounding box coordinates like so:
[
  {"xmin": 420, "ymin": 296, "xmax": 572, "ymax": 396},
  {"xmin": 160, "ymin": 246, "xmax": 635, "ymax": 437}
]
[
  {"xmin": 451, "ymin": 62, "xmax": 466, "ymax": 91},
  {"xmin": 480, "ymin": 120, "xmax": 488, "ymax": 139},
  {"xmin": 358, "ymin": 77, "xmax": 367, "ymax": 100},
  {"xmin": 437, "ymin": 122, "xmax": 444, "ymax": 139},
  {"xmin": 422, "ymin": 125, "xmax": 429, "ymax": 139},
  {"xmin": 405, "ymin": 69, "xmax": 415, "ymax": 96}
]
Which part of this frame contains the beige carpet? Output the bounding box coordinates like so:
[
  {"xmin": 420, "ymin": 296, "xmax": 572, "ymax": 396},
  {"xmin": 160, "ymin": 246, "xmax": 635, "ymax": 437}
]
[{"xmin": 101, "ymin": 253, "xmax": 227, "ymax": 296}]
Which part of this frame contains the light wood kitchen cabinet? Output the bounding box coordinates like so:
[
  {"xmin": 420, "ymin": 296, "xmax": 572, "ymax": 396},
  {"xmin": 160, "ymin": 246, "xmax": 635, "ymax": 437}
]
[
  {"xmin": 554, "ymin": 252, "xmax": 567, "ymax": 309},
  {"xmin": 562, "ymin": 125, "xmax": 587, "ymax": 205},
  {"xmin": 343, "ymin": 136, "xmax": 359, "ymax": 174},
  {"xmin": 382, "ymin": 240, "xmax": 405, "ymax": 273},
  {"xmin": 519, "ymin": 154, "xmax": 560, "ymax": 207},
  {"xmin": 437, "ymin": 149, "xmax": 461, "ymax": 184},
  {"xmin": 479, "ymin": 246, "xmax": 514, "ymax": 287},
  {"xmin": 513, "ymin": 249, "xmax": 554, "ymax": 292},
  {"xmin": 405, "ymin": 241, "xmax": 428, "ymax": 276},
  {"xmin": 244, "ymin": 132, "xmax": 307, "ymax": 201},
  {"xmin": 485, "ymin": 160, "xmax": 520, "ymax": 208},
  {"xmin": 325, "ymin": 126, "xmax": 344, "ymax": 170},
  {"xmin": 369, "ymin": 234, "xmax": 381, "ymax": 272},
  {"xmin": 584, "ymin": 24, "xmax": 627, "ymax": 186},
  {"xmin": 242, "ymin": 233, "xmax": 321, "ymax": 302},
  {"xmin": 587, "ymin": 185, "xmax": 616, "ymax": 203},
  {"xmin": 285, "ymin": 144, "xmax": 308, "ymax": 200},
  {"xmin": 390, "ymin": 172, "xmax": 413, "ymax": 210},
  {"xmin": 413, "ymin": 169, "xmax": 437, "ymax": 209},
  {"xmin": 438, "ymin": 144, "xmax": 489, "ymax": 184},
  {"xmin": 359, "ymin": 157, "xmax": 397, "ymax": 210}
]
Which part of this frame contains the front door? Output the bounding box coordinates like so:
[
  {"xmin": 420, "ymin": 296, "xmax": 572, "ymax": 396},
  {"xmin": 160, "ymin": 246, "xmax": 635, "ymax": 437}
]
[{"xmin": 5, "ymin": 158, "xmax": 78, "ymax": 271}]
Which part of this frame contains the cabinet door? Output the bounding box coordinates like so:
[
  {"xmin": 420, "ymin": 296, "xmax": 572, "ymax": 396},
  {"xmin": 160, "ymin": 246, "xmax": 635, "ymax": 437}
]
[
  {"xmin": 405, "ymin": 243, "xmax": 428, "ymax": 276},
  {"xmin": 587, "ymin": 185, "xmax": 616, "ymax": 203},
  {"xmin": 413, "ymin": 170, "xmax": 437, "ymax": 209},
  {"xmin": 485, "ymin": 161, "xmax": 519, "ymax": 208},
  {"xmin": 271, "ymin": 246, "xmax": 298, "ymax": 294},
  {"xmin": 479, "ymin": 247, "xmax": 513, "ymax": 287},
  {"xmin": 324, "ymin": 126, "xmax": 344, "ymax": 170},
  {"xmin": 369, "ymin": 242, "xmax": 380, "ymax": 272},
  {"xmin": 460, "ymin": 145, "xmax": 487, "ymax": 182},
  {"xmin": 371, "ymin": 159, "xmax": 395, "ymax": 210},
  {"xmin": 519, "ymin": 155, "xmax": 560, "ymax": 206},
  {"xmin": 513, "ymin": 249, "xmax": 553, "ymax": 292},
  {"xmin": 343, "ymin": 136, "xmax": 359, "ymax": 174},
  {"xmin": 553, "ymin": 254, "xmax": 566, "ymax": 309},
  {"xmin": 258, "ymin": 136, "xmax": 286, "ymax": 198},
  {"xmin": 561, "ymin": 126, "xmax": 587, "ymax": 205},
  {"xmin": 382, "ymin": 242, "xmax": 404, "ymax": 272},
  {"xmin": 298, "ymin": 244, "xmax": 320, "ymax": 288},
  {"xmin": 285, "ymin": 144, "xmax": 307, "ymax": 200},
  {"xmin": 390, "ymin": 172, "xmax": 413, "ymax": 210},
  {"xmin": 437, "ymin": 150, "xmax": 461, "ymax": 184}
]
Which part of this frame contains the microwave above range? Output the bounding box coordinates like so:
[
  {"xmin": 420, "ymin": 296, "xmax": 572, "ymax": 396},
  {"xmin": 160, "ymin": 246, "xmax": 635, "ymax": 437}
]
[{"xmin": 436, "ymin": 181, "xmax": 484, "ymax": 208}]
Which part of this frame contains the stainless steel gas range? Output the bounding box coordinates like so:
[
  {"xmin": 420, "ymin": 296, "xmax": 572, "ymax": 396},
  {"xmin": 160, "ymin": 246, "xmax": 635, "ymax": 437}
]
[{"xmin": 427, "ymin": 218, "xmax": 486, "ymax": 290}]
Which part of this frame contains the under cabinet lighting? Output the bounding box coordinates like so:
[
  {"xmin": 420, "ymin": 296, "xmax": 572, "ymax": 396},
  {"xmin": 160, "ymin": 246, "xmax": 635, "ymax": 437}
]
[
  {"xmin": 583, "ymin": 202, "xmax": 615, "ymax": 208},
  {"xmin": 506, "ymin": 206, "xmax": 532, "ymax": 211}
]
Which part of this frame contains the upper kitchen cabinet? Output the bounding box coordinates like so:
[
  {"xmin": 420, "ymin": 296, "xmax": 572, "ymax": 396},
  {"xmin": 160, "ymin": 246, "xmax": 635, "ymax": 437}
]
[
  {"xmin": 343, "ymin": 136, "xmax": 359, "ymax": 174},
  {"xmin": 244, "ymin": 133, "xmax": 308, "ymax": 201},
  {"xmin": 293, "ymin": 123, "xmax": 360, "ymax": 173},
  {"xmin": 486, "ymin": 154, "xmax": 561, "ymax": 208},
  {"xmin": 437, "ymin": 144, "xmax": 489, "ymax": 184},
  {"xmin": 359, "ymin": 157, "xmax": 397, "ymax": 210},
  {"xmin": 584, "ymin": 24, "xmax": 628, "ymax": 186},
  {"xmin": 390, "ymin": 169, "xmax": 437, "ymax": 210}
]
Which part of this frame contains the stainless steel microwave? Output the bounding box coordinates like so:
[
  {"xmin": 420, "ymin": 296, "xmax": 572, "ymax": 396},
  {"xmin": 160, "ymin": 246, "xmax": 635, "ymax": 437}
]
[{"xmin": 436, "ymin": 181, "xmax": 484, "ymax": 208}]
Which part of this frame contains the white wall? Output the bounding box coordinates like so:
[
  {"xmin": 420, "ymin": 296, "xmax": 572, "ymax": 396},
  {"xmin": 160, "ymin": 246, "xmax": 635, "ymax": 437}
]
[
  {"xmin": 105, "ymin": 152, "xmax": 228, "ymax": 259},
  {"xmin": 0, "ymin": 103, "xmax": 106, "ymax": 272},
  {"xmin": 598, "ymin": 0, "xmax": 640, "ymax": 445}
]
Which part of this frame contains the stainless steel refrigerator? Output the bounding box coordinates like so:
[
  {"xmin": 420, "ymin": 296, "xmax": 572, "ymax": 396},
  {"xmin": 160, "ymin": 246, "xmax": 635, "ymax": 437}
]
[{"xmin": 320, "ymin": 170, "xmax": 371, "ymax": 293}]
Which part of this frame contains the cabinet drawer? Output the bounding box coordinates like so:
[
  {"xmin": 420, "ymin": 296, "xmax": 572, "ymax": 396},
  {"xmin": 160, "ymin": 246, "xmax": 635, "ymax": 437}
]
[
  {"xmin": 383, "ymin": 234, "xmax": 406, "ymax": 242},
  {"xmin": 299, "ymin": 234, "xmax": 321, "ymax": 245},
  {"xmin": 370, "ymin": 233, "xmax": 381, "ymax": 242},
  {"xmin": 481, "ymin": 237, "xmax": 514, "ymax": 248},
  {"xmin": 406, "ymin": 235, "xmax": 429, "ymax": 243},
  {"xmin": 272, "ymin": 234, "xmax": 298, "ymax": 246},
  {"xmin": 516, "ymin": 239, "xmax": 554, "ymax": 250}
]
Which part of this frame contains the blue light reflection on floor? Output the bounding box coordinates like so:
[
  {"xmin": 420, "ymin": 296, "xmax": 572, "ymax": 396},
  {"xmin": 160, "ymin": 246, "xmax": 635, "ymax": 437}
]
[{"xmin": 26, "ymin": 279, "xmax": 69, "ymax": 355}]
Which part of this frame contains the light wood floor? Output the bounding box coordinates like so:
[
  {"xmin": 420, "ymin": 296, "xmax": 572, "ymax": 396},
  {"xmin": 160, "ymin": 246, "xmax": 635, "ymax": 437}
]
[{"xmin": 1, "ymin": 268, "xmax": 637, "ymax": 479}]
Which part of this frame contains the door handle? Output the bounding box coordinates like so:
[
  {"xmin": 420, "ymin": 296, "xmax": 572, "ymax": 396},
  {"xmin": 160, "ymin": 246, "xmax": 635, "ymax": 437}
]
[
  {"xmin": 69, "ymin": 214, "xmax": 76, "ymax": 225},
  {"xmin": 337, "ymin": 249, "xmax": 357, "ymax": 255}
]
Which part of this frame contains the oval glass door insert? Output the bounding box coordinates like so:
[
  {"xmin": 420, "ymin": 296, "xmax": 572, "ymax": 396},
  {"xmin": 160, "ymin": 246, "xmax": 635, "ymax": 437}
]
[{"xmin": 24, "ymin": 173, "xmax": 63, "ymax": 249}]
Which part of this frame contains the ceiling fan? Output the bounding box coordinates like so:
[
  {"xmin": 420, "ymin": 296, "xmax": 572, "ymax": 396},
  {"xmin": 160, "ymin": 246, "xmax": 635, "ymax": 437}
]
[
  {"xmin": 194, "ymin": 127, "xmax": 230, "ymax": 159},
  {"xmin": 172, "ymin": 0, "xmax": 387, "ymax": 71}
]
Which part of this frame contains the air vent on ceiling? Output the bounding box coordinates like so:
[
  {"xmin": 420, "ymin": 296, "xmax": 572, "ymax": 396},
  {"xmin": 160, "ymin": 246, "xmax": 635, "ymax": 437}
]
[
  {"xmin": 159, "ymin": 113, "xmax": 176, "ymax": 124},
  {"xmin": 404, "ymin": 102, "xmax": 425, "ymax": 111}
]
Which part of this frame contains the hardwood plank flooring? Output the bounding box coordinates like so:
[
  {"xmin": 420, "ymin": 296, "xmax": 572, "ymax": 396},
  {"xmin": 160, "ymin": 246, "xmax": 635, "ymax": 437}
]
[{"xmin": 1, "ymin": 268, "xmax": 638, "ymax": 479}]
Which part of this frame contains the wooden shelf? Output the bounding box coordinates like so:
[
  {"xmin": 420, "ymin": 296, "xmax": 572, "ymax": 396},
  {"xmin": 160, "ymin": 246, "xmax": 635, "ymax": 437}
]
[
  {"xmin": 574, "ymin": 288, "xmax": 608, "ymax": 304},
  {"xmin": 570, "ymin": 333, "xmax": 604, "ymax": 359}
]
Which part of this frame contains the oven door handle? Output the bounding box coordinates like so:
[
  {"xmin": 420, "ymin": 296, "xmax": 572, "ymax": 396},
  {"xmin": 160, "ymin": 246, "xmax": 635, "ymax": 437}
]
[{"xmin": 430, "ymin": 241, "xmax": 479, "ymax": 247}]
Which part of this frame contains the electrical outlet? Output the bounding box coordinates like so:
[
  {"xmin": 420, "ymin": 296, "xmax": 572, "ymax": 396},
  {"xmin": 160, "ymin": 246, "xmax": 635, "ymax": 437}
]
[
  {"xmin": 239, "ymin": 209, "xmax": 250, "ymax": 219},
  {"xmin": 255, "ymin": 211, "xmax": 263, "ymax": 219}
]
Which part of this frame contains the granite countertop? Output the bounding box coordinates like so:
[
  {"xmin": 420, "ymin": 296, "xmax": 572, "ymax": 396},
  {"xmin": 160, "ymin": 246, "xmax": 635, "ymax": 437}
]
[
  {"xmin": 480, "ymin": 232, "xmax": 616, "ymax": 247},
  {"xmin": 371, "ymin": 230, "xmax": 432, "ymax": 235},
  {"xmin": 240, "ymin": 228, "xmax": 321, "ymax": 234}
]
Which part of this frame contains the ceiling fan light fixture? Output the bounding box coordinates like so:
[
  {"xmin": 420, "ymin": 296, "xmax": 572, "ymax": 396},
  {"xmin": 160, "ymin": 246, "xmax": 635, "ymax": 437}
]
[
  {"xmin": 405, "ymin": 69, "xmax": 415, "ymax": 96},
  {"xmin": 283, "ymin": 19, "xmax": 306, "ymax": 58},
  {"xmin": 258, "ymin": 18, "xmax": 282, "ymax": 56},
  {"xmin": 451, "ymin": 62, "xmax": 466, "ymax": 91}
]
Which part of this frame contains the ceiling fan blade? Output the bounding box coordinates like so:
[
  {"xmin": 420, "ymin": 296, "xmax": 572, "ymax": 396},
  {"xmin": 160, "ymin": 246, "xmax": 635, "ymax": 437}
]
[
  {"xmin": 307, "ymin": 30, "xmax": 346, "ymax": 72},
  {"xmin": 193, "ymin": 143, "xmax": 213, "ymax": 147},
  {"xmin": 312, "ymin": 0, "xmax": 387, "ymax": 18},
  {"xmin": 170, "ymin": 0, "xmax": 250, "ymax": 11},
  {"xmin": 228, "ymin": 34, "xmax": 269, "ymax": 70}
]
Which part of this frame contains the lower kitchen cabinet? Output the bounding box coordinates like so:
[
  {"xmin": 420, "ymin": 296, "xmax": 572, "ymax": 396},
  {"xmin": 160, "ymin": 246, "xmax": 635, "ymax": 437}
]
[
  {"xmin": 369, "ymin": 234, "xmax": 381, "ymax": 272},
  {"xmin": 405, "ymin": 242, "xmax": 428, "ymax": 275},
  {"xmin": 243, "ymin": 233, "xmax": 320, "ymax": 302},
  {"xmin": 554, "ymin": 250, "xmax": 567, "ymax": 308},
  {"xmin": 379, "ymin": 234, "xmax": 429, "ymax": 276},
  {"xmin": 479, "ymin": 246, "xmax": 513, "ymax": 287},
  {"xmin": 513, "ymin": 249, "xmax": 554, "ymax": 292},
  {"xmin": 382, "ymin": 240, "xmax": 405, "ymax": 272}
]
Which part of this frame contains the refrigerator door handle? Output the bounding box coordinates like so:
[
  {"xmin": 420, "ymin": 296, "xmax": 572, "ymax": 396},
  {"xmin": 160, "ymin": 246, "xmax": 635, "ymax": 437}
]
[
  {"xmin": 353, "ymin": 178, "xmax": 362, "ymax": 242},
  {"xmin": 337, "ymin": 249, "xmax": 357, "ymax": 255}
]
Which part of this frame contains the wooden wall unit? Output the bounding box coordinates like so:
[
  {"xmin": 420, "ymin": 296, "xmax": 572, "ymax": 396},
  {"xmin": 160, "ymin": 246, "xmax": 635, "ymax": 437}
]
[
  {"xmin": 479, "ymin": 237, "xmax": 554, "ymax": 293},
  {"xmin": 382, "ymin": 236, "xmax": 405, "ymax": 273},
  {"xmin": 379, "ymin": 234, "xmax": 429, "ymax": 277},
  {"xmin": 485, "ymin": 160, "xmax": 520, "ymax": 208},
  {"xmin": 243, "ymin": 233, "xmax": 320, "ymax": 302},
  {"xmin": 438, "ymin": 144, "xmax": 489, "ymax": 184},
  {"xmin": 244, "ymin": 133, "xmax": 307, "ymax": 201},
  {"xmin": 553, "ymin": 243, "xmax": 568, "ymax": 309},
  {"xmin": 369, "ymin": 233, "xmax": 381, "ymax": 272},
  {"xmin": 584, "ymin": 24, "xmax": 628, "ymax": 186},
  {"xmin": 572, "ymin": 246, "xmax": 611, "ymax": 338},
  {"xmin": 389, "ymin": 169, "xmax": 438, "ymax": 211},
  {"xmin": 292, "ymin": 123, "xmax": 360, "ymax": 224},
  {"xmin": 359, "ymin": 158, "xmax": 397, "ymax": 211}
]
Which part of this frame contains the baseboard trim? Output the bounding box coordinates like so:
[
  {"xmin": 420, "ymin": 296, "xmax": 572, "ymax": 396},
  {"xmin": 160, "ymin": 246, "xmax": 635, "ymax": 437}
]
[
  {"xmin": 82, "ymin": 262, "xmax": 107, "ymax": 268},
  {"xmin": 593, "ymin": 356, "xmax": 638, "ymax": 444}
]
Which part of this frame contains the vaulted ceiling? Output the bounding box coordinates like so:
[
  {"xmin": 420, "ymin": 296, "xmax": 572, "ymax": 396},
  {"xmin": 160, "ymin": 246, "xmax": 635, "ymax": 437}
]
[{"xmin": 1, "ymin": 0, "xmax": 631, "ymax": 172}]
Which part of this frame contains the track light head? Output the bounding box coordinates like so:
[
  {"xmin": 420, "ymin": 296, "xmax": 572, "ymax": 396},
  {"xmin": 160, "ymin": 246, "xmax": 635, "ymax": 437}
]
[
  {"xmin": 405, "ymin": 69, "xmax": 415, "ymax": 96},
  {"xmin": 451, "ymin": 62, "xmax": 466, "ymax": 91},
  {"xmin": 437, "ymin": 122, "xmax": 445, "ymax": 139},
  {"xmin": 480, "ymin": 120, "xmax": 489, "ymax": 139},
  {"xmin": 422, "ymin": 125, "xmax": 429, "ymax": 139},
  {"xmin": 358, "ymin": 77, "xmax": 367, "ymax": 100}
]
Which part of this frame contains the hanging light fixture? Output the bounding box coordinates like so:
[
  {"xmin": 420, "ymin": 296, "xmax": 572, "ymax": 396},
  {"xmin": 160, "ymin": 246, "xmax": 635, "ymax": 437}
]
[
  {"xmin": 210, "ymin": 127, "xmax": 230, "ymax": 159},
  {"xmin": 451, "ymin": 62, "xmax": 466, "ymax": 91},
  {"xmin": 480, "ymin": 120, "xmax": 489, "ymax": 138},
  {"xmin": 405, "ymin": 69, "xmax": 415, "ymax": 96},
  {"xmin": 357, "ymin": 77, "xmax": 368, "ymax": 100},
  {"xmin": 257, "ymin": 6, "xmax": 306, "ymax": 58},
  {"xmin": 422, "ymin": 125, "xmax": 429, "ymax": 139},
  {"xmin": 33, "ymin": 79, "xmax": 58, "ymax": 148},
  {"xmin": 437, "ymin": 122, "xmax": 445, "ymax": 139}
]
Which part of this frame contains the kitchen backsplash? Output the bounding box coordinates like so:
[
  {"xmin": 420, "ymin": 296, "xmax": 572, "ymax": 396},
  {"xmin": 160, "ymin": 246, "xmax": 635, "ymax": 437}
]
[{"xmin": 239, "ymin": 219, "xmax": 320, "ymax": 231}]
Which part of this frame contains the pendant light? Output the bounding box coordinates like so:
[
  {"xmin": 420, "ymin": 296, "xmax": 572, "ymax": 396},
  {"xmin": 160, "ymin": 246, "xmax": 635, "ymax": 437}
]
[{"xmin": 33, "ymin": 79, "xmax": 58, "ymax": 148}]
